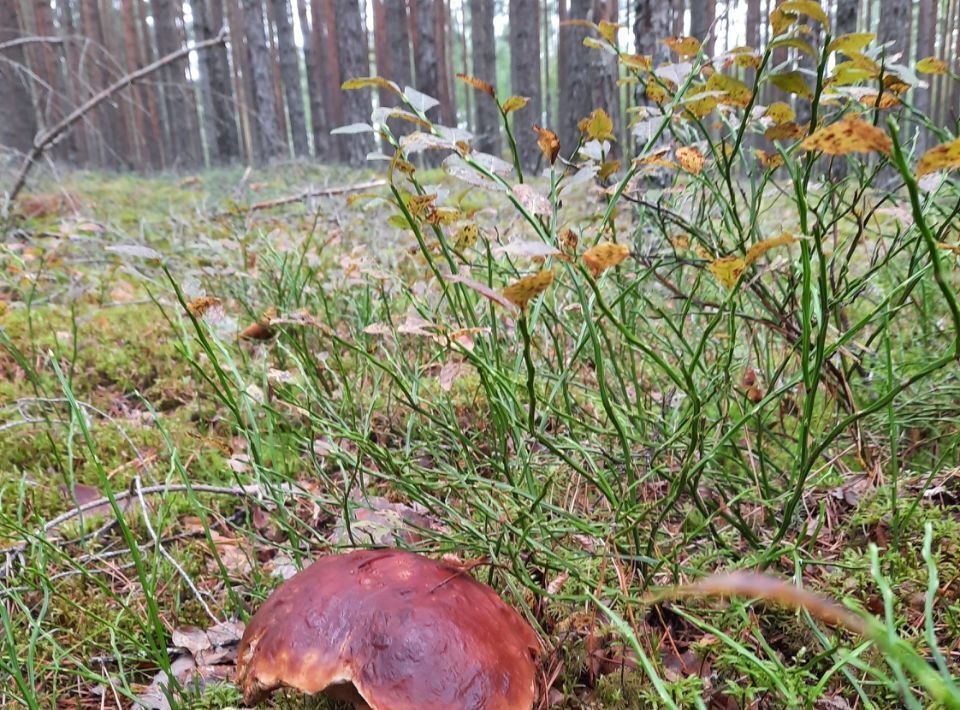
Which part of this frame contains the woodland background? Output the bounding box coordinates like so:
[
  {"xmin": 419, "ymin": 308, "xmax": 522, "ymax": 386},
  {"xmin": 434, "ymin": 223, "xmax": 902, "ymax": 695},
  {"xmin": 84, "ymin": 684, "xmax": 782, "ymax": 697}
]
[{"xmin": 0, "ymin": 0, "xmax": 956, "ymax": 174}]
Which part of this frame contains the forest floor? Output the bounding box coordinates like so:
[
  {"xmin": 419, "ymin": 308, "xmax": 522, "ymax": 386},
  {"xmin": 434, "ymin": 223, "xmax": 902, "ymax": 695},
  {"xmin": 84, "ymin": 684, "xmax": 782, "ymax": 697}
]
[{"xmin": 2, "ymin": 162, "xmax": 960, "ymax": 709}]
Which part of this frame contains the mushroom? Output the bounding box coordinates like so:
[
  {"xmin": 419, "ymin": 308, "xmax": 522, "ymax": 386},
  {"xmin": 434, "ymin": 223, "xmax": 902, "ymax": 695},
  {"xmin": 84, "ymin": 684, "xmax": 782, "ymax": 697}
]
[{"xmin": 236, "ymin": 548, "xmax": 541, "ymax": 709}]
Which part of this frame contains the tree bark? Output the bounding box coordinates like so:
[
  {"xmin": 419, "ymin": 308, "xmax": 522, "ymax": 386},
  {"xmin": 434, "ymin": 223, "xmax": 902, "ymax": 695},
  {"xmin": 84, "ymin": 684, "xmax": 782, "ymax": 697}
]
[
  {"xmin": 333, "ymin": 0, "xmax": 372, "ymax": 164},
  {"xmin": 745, "ymin": 0, "xmax": 760, "ymax": 47},
  {"xmin": 271, "ymin": 0, "xmax": 309, "ymax": 156},
  {"xmin": 154, "ymin": 0, "xmax": 200, "ymax": 166},
  {"xmin": 120, "ymin": 0, "xmax": 149, "ymax": 166},
  {"xmin": 56, "ymin": 0, "xmax": 87, "ymax": 163},
  {"xmin": 470, "ymin": 0, "xmax": 499, "ymax": 154},
  {"xmin": 0, "ymin": 0, "xmax": 38, "ymax": 156},
  {"xmin": 509, "ymin": 0, "xmax": 543, "ymax": 171},
  {"xmin": 689, "ymin": 0, "xmax": 715, "ymax": 56},
  {"xmin": 242, "ymin": 0, "xmax": 286, "ymax": 161},
  {"xmin": 204, "ymin": 0, "xmax": 241, "ymax": 161},
  {"xmin": 319, "ymin": 0, "xmax": 342, "ymax": 137},
  {"xmin": 878, "ymin": 0, "xmax": 910, "ymax": 60},
  {"xmin": 434, "ymin": 0, "xmax": 454, "ymax": 124},
  {"xmin": 30, "ymin": 0, "xmax": 61, "ymax": 132},
  {"xmin": 297, "ymin": 0, "xmax": 329, "ymax": 158}
]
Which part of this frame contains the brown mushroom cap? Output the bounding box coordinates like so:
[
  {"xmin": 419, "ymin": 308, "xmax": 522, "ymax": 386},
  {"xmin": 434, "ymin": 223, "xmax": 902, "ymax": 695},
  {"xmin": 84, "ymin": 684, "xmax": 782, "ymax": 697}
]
[{"xmin": 236, "ymin": 548, "xmax": 540, "ymax": 709}]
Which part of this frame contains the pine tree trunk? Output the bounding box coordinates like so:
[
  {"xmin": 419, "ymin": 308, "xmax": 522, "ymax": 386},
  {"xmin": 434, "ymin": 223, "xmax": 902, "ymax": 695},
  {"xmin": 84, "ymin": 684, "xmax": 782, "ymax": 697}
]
[
  {"xmin": 205, "ymin": 0, "xmax": 242, "ymax": 161},
  {"xmin": 0, "ymin": 0, "xmax": 38, "ymax": 155},
  {"xmin": 226, "ymin": 0, "xmax": 259, "ymax": 161},
  {"xmin": 139, "ymin": 0, "xmax": 169, "ymax": 168},
  {"xmin": 470, "ymin": 0, "xmax": 499, "ymax": 154},
  {"xmin": 541, "ymin": 0, "xmax": 550, "ymax": 127},
  {"xmin": 155, "ymin": 0, "xmax": 199, "ymax": 166},
  {"xmin": 272, "ymin": 0, "xmax": 309, "ymax": 155},
  {"xmin": 434, "ymin": 0, "xmax": 454, "ymax": 125},
  {"xmin": 382, "ymin": 0, "xmax": 412, "ymax": 143},
  {"xmin": 298, "ymin": 0, "xmax": 330, "ymax": 158},
  {"xmin": 509, "ymin": 0, "xmax": 543, "ymax": 172},
  {"xmin": 878, "ymin": 0, "xmax": 910, "ymax": 60},
  {"xmin": 745, "ymin": 0, "xmax": 760, "ymax": 47},
  {"xmin": 414, "ymin": 0, "xmax": 440, "ymax": 116},
  {"xmin": 120, "ymin": 0, "xmax": 149, "ymax": 166},
  {"xmin": 243, "ymin": 0, "xmax": 286, "ymax": 161},
  {"xmin": 689, "ymin": 0, "xmax": 715, "ymax": 56},
  {"xmin": 80, "ymin": 0, "xmax": 118, "ymax": 166},
  {"xmin": 319, "ymin": 0, "xmax": 343, "ymax": 139},
  {"xmin": 334, "ymin": 0, "xmax": 373, "ymax": 164},
  {"xmin": 372, "ymin": 0, "xmax": 391, "ymax": 107},
  {"xmin": 31, "ymin": 0, "xmax": 61, "ymax": 131},
  {"xmin": 56, "ymin": 0, "xmax": 86, "ymax": 163}
]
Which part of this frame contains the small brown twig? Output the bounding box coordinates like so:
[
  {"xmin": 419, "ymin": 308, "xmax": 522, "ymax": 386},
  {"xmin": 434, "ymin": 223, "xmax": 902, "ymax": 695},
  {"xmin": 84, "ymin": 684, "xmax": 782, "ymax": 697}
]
[
  {"xmin": 5, "ymin": 29, "xmax": 229, "ymax": 204},
  {"xmin": 219, "ymin": 179, "xmax": 387, "ymax": 217}
]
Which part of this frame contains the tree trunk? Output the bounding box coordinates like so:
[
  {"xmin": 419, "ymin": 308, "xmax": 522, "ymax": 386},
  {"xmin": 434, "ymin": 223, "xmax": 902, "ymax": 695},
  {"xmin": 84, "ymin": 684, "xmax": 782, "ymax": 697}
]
[
  {"xmin": 226, "ymin": 0, "xmax": 259, "ymax": 161},
  {"xmin": 745, "ymin": 0, "xmax": 760, "ymax": 47},
  {"xmin": 80, "ymin": 0, "xmax": 119, "ymax": 166},
  {"xmin": 414, "ymin": 0, "xmax": 440, "ymax": 116},
  {"xmin": 205, "ymin": 0, "xmax": 242, "ymax": 161},
  {"xmin": 298, "ymin": 0, "xmax": 330, "ymax": 157},
  {"xmin": 56, "ymin": 0, "xmax": 86, "ymax": 163},
  {"xmin": 319, "ymin": 0, "xmax": 342, "ymax": 137},
  {"xmin": 834, "ymin": 0, "xmax": 857, "ymax": 35},
  {"xmin": 372, "ymin": 0, "xmax": 391, "ymax": 107},
  {"xmin": 120, "ymin": 0, "xmax": 149, "ymax": 166},
  {"xmin": 470, "ymin": 0, "xmax": 499, "ymax": 154},
  {"xmin": 509, "ymin": 0, "xmax": 543, "ymax": 172},
  {"xmin": 31, "ymin": 0, "xmax": 61, "ymax": 132},
  {"xmin": 434, "ymin": 0, "xmax": 454, "ymax": 124},
  {"xmin": 542, "ymin": 0, "xmax": 550, "ymax": 127},
  {"xmin": 0, "ymin": 0, "xmax": 38, "ymax": 156},
  {"xmin": 155, "ymin": 0, "xmax": 200, "ymax": 166},
  {"xmin": 272, "ymin": 0, "xmax": 309, "ymax": 156},
  {"xmin": 264, "ymin": 0, "xmax": 288, "ymax": 142},
  {"xmin": 689, "ymin": 0, "xmax": 715, "ymax": 56},
  {"xmin": 333, "ymin": 0, "xmax": 373, "ymax": 164},
  {"xmin": 243, "ymin": 0, "xmax": 286, "ymax": 161},
  {"xmin": 878, "ymin": 0, "xmax": 910, "ymax": 60},
  {"xmin": 382, "ymin": 0, "xmax": 413, "ymax": 144}
]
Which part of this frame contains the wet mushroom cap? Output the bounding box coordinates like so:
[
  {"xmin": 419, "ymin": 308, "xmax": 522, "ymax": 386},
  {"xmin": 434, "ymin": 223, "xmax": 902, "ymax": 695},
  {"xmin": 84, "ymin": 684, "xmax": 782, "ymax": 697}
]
[{"xmin": 236, "ymin": 548, "xmax": 540, "ymax": 709}]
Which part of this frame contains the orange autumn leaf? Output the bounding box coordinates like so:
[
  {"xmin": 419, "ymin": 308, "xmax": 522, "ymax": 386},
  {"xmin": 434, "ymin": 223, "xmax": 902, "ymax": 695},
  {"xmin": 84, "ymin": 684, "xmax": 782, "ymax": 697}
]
[
  {"xmin": 456, "ymin": 73, "xmax": 496, "ymax": 97},
  {"xmin": 583, "ymin": 243, "xmax": 630, "ymax": 277},
  {"xmin": 800, "ymin": 116, "xmax": 892, "ymax": 156},
  {"xmin": 502, "ymin": 270, "xmax": 555, "ymax": 309},
  {"xmin": 745, "ymin": 233, "xmax": 797, "ymax": 265},
  {"xmin": 663, "ymin": 36, "xmax": 701, "ymax": 58},
  {"xmin": 917, "ymin": 136, "xmax": 960, "ymax": 177},
  {"xmin": 754, "ymin": 149, "xmax": 785, "ymax": 170},
  {"xmin": 342, "ymin": 76, "xmax": 401, "ymax": 94},
  {"xmin": 533, "ymin": 125, "xmax": 560, "ymax": 164},
  {"xmin": 764, "ymin": 121, "xmax": 808, "ymax": 141},
  {"xmin": 676, "ymin": 146, "xmax": 705, "ymax": 174}
]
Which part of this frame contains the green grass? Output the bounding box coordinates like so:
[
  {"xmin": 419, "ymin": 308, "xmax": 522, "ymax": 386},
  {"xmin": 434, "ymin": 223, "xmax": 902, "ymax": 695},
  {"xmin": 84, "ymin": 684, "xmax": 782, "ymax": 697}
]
[{"xmin": 3, "ymin": 26, "xmax": 960, "ymax": 709}]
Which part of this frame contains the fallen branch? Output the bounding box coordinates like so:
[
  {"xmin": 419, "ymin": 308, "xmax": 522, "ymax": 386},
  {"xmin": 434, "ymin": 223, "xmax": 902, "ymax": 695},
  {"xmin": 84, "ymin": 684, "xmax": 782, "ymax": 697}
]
[
  {"xmin": 4, "ymin": 29, "xmax": 229, "ymax": 204},
  {"xmin": 221, "ymin": 179, "xmax": 387, "ymax": 216}
]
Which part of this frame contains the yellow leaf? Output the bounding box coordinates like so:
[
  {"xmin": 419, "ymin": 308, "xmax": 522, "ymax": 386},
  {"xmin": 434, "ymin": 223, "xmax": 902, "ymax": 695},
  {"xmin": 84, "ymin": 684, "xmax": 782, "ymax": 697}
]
[
  {"xmin": 769, "ymin": 71, "xmax": 812, "ymax": 98},
  {"xmin": 916, "ymin": 56, "xmax": 948, "ymax": 75},
  {"xmin": 579, "ymin": 108, "xmax": 616, "ymax": 142},
  {"xmin": 769, "ymin": 7, "xmax": 797, "ymax": 36},
  {"xmin": 598, "ymin": 159, "xmax": 621, "ymax": 181},
  {"xmin": 764, "ymin": 121, "xmax": 808, "ymax": 141},
  {"xmin": 778, "ymin": 0, "xmax": 829, "ymax": 27},
  {"xmin": 828, "ymin": 32, "xmax": 875, "ymax": 55},
  {"xmin": 676, "ymin": 146, "xmax": 705, "ymax": 174},
  {"xmin": 454, "ymin": 223, "xmax": 480, "ymax": 251},
  {"xmin": 917, "ymin": 137, "xmax": 960, "ymax": 177},
  {"xmin": 424, "ymin": 207, "xmax": 462, "ymax": 225},
  {"xmin": 597, "ymin": 20, "xmax": 622, "ymax": 45},
  {"xmin": 663, "ymin": 36, "xmax": 701, "ymax": 58},
  {"xmin": 502, "ymin": 270, "xmax": 554, "ymax": 309},
  {"xmin": 620, "ymin": 53, "xmax": 653, "ymax": 71},
  {"xmin": 769, "ymin": 36, "xmax": 817, "ymax": 58},
  {"xmin": 645, "ymin": 82, "xmax": 672, "ymax": 105},
  {"xmin": 705, "ymin": 73, "xmax": 753, "ymax": 107},
  {"xmin": 583, "ymin": 243, "xmax": 630, "ymax": 277},
  {"xmin": 502, "ymin": 95, "xmax": 530, "ymax": 114},
  {"xmin": 342, "ymin": 76, "xmax": 401, "ymax": 94},
  {"xmin": 709, "ymin": 256, "xmax": 746, "ymax": 289},
  {"xmin": 533, "ymin": 125, "xmax": 560, "ymax": 164},
  {"xmin": 456, "ymin": 73, "xmax": 496, "ymax": 97},
  {"xmin": 681, "ymin": 88, "xmax": 718, "ymax": 119},
  {"xmin": 745, "ymin": 233, "xmax": 797, "ymax": 266},
  {"xmin": 829, "ymin": 63, "xmax": 875, "ymax": 85},
  {"xmin": 800, "ymin": 116, "xmax": 892, "ymax": 156},
  {"xmin": 765, "ymin": 101, "xmax": 796, "ymax": 124},
  {"xmin": 754, "ymin": 149, "xmax": 785, "ymax": 170}
]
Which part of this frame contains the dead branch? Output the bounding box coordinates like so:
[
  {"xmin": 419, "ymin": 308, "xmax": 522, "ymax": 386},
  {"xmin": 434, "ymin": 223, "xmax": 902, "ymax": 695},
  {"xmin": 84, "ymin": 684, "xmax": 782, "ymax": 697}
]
[
  {"xmin": 223, "ymin": 179, "xmax": 388, "ymax": 216},
  {"xmin": 4, "ymin": 29, "xmax": 229, "ymax": 205},
  {"xmin": 0, "ymin": 35, "xmax": 69, "ymax": 51}
]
